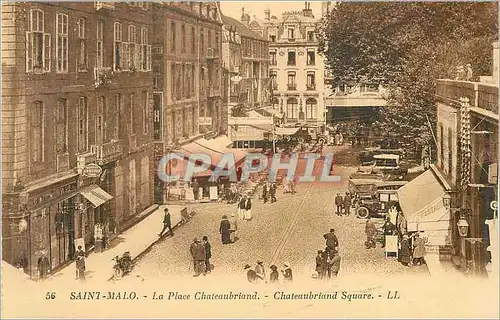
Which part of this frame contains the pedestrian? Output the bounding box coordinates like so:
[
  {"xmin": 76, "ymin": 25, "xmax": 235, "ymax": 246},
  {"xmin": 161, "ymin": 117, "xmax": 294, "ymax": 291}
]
[
  {"xmin": 365, "ymin": 218, "xmax": 377, "ymax": 249},
  {"xmin": 219, "ymin": 215, "xmax": 232, "ymax": 244},
  {"xmin": 203, "ymin": 236, "xmax": 212, "ymax": 274},
  {"xmin": 399, "ymin": 234, "xmax": 412, "ymax": 267},
  {"xmin": 262, "ymin": 183, "xmax": 268, "ymax": 204},
  {"xmin": 291, "ymin": 177, "xmax": 297, "ymax": 195},
  {"xmin": 158, "ymin": 207, "xmax": 174, "ymax": 237},
  {"xmin": 190, "ymin": 238, "xmax": 206, "ymax": 277},
  {"xmin": 245, "ymin": 264, "xmax": 258, "ymax": 284},
  {"xmin": 269, "ymin": 265, "xmax": 279, "ymax": 283},
  {"xmin": 244, "ymin": 195, "xmax": 253, "ymax": 221},
  {"xmin": 381, "ymin": 217, "xmax": 396, "ymax": 248},
  {"xmin": 230, "ymin": 213, "xmax": 238, "ymax": 243},
  {"xmin": 238, "ymin": 196, "xmax": 246, "ymax": 220},
  {"xmin": 334, "ymin": 193, "xmax": 343, "ymax": 216},
  {"xmin": 412, "ymin": 233, "xmax": 426, "ymax": 266},
  {"xmin": 330, "ymin": 251, "xmax": 341, "ymax": 277},
  {"xmin": 37, "ymin": 252, "xmax": 50, "ymax": 281},
  {"xmin": 192, "ymin": 179, "xmax": 200, "ymax": 200},
  {"xmin": 270, "ymin": 183, "xmax": 277, "ymax": 203},
  {"xmin": 315, "ymin": 250, "xmax": 325, "ymax": 279},
  {"xmin": 322, "ymin": 247, "xmax": 332, "ymax": 278},
  {"xmin": 466, "ymin": 63, "xmax": 473, "ymax": 81},
  {"xmin": 75, "ymin": 245, "xmax": 86, "ymax": 282},
  {"xmin": 255, "ymin": 260, "xmax": 266, "ymax": 282},
  {"xmin": 456, "ymin": 65, "xmax": 466, "ymax": 81},
  {"xmin": 281, "ymin": 263, "xmax": 293, "ymax": 282},
  {"xmin": 343, "ymin": 192, "xmax": 352, "ymax": 216},
  {"xmin": 323, "ymin": 228, "xmax": 339, "ymax": 253}
]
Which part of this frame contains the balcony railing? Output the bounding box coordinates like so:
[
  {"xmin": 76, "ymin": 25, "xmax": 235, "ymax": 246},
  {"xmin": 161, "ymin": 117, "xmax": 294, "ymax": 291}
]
[
  {"xmin": 95, "ymin": 2, "xmax": 115, "ymax": 10},
  {"xmin": 436, "ymin": 79, "xmax": 498, "ymax": 115},
  {"xmin": 287, "ymin": 61, "xmax": 296, "ymax": 66},
  {"xmin": 307, "ymin": 84, "xmax": 316, "ymax": 91},
  {"xmin": 287, "ymin": 84, "xmax": 297, "ymax": 91},
  {"xmin": 91, "ymin": 139, "xmax": 123, "ymax": 164}
]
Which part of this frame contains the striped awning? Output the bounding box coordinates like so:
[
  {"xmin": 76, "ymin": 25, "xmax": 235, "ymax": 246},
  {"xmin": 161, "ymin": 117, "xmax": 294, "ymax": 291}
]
[{"xmin": 80, "ymin": 185, "xmax": 114, "ymax": 207}]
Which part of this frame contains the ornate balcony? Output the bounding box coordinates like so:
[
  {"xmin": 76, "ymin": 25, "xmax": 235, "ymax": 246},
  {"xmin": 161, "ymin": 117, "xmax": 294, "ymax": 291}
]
[
  {"xmin": 307, "ymin": 84, "xmax": 316, "ymax": 91},
  {"xmin": 436, "ymin": 79, "xmax": 498, "ymax": 115},
  {"xmin": 287, "ymin": 84, "xmax": 297, "ymax": 91},
  {"xmin": 90, "ymin": 139, "xmax": 123, "ymax": 165}
]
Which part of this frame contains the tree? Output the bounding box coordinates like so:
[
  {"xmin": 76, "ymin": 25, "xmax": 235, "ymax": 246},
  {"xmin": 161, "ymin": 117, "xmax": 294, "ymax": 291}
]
[{"xmin": 317, "ymin": 2, "xmax": 498, "ymax": 153}]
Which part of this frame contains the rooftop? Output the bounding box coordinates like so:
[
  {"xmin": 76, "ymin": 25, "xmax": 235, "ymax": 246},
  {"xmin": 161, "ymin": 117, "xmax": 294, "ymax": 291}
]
[{"xmin": 221, "ymin": 14, "xmax": 267, "ymax": 42}]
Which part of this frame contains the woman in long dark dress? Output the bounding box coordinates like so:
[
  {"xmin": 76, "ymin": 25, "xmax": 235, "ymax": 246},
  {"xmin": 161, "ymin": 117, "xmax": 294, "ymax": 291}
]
[
  {"xmin": 399, "ymin": 234, "xmax": 411, "ymax": 266},
  {"xmin": 219, "ymin": 215, "xmax": 231, "ymax": 244}
]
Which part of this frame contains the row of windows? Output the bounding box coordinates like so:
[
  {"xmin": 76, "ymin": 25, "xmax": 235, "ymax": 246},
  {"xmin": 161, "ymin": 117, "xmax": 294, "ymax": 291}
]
[
  {"xmin": 269, "ymin": 49, "xmax": 316, "ymax": 66},
  {"xmin": 26, "ymin": 9, "xmax": 151, "ymax": 74},
  {"xmin": 271, "ymin": 98, "xmax": 318, "ymax": 120},
  {"xmin": 30, "ymin": 94, "xmax": 149, "ymax": 163},
  {"xmin": 170, "ymin": 22, "xmax": 220, "ymax": 56},
  {"xmin": 171, "ymin": 64, "xmax": 196, "ymax": 101},
  {"xmin": 270, "ymin": 71, "xmax": 316, "ymax": 90},
  {"xmin": 268, "ymin": 29, "xmax": 315, "ymax": 42}
]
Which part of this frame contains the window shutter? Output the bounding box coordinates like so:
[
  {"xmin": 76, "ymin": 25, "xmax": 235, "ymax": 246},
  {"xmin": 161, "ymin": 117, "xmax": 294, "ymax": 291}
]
[
  {"xmin": 118, "ymin": 42, "xmax": 124, "ymax": 70},
  {"xmin": 135, "ymin": 44, "xmax": 141, "ymax": 70},
  {"xmin": 122, "ymin": 42, "xmax": 129, "ymax": 70},
  {"xmin": 43, "ymin": 33, "xmax": 51, "ymax": 72},
  {"xmin": 147, "ymin": 45, "xmax": 152, "ymax": 71},
  {"xmin": 26, "ymin": 32, "xmax": 33, "ymax": 72}
]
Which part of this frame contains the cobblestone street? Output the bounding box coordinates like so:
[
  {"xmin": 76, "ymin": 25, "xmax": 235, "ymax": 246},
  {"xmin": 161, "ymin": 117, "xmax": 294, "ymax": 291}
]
[{"xmin": 128, "ymin": 146, "xmax": 429, "ymax": 284}]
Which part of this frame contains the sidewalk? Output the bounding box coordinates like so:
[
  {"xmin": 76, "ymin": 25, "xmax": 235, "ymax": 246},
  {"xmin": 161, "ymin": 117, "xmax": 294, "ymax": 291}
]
[
  {"xmin": 45, "ymin": 204, "xmax": 185, "ymax": 285},
  {"xmin": 425, "ymin": 254, "xmax": 464, "ymax": 278}
]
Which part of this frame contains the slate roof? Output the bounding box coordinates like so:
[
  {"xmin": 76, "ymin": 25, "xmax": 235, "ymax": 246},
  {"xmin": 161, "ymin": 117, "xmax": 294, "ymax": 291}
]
[{"xmin": 221, "ymin": 14, "xmax": 268, "ymax": 42}]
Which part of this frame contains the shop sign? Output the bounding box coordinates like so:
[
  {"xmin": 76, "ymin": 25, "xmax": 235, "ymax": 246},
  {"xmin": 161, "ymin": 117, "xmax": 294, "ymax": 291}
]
[
  {"xmin": 491, "ymin": 200, "xmax": 498, "ymax": 211},
  {"xmin": 82, "ymin": 163, "xmax": 103, "ymax": 178}
]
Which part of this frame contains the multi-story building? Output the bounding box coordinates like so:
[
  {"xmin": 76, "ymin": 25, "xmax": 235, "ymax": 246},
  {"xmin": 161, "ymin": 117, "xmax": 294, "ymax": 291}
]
[
  {"xmin": 2, "ymin": 2, "xmax": 154, "ymax": 277},
  {"xmin": 151, "ymin": 1, "xmax": 223, "ymax": 203},
  {"xmin": 247, "ymin": 2, "xmax": 326, "ymax": 129},
  {"xmin": 220, "ymin": 11, "xmax": 270, "ymax": 141}
]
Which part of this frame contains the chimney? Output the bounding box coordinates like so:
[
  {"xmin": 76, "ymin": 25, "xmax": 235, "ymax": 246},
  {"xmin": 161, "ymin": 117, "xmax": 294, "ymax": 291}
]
[
  {"xmin": 302, "ymin": 1, "xmax": 313, "ymax": 17},
  {"xmin": 241, "ymin": 7, "xmax": 250, "ymax": 25},
  {"xmin": 264, "ymin": 8, "xmax": 270, "ymax": 21}
]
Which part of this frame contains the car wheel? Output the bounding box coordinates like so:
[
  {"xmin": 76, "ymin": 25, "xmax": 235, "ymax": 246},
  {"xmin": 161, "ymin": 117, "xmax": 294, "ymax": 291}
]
[{"xmin": 356, "ymin": 206, "xmax": 370, "ymax": 219}]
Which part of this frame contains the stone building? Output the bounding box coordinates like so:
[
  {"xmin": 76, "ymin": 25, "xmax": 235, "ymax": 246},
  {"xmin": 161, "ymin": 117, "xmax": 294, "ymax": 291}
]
[
  {"xmin": 220, "ymin": 11, "xmax": 270, "ymax": 138},
  {"xmin": 151, "ymin": 1, "xmax": 223, "ymax": 203},
  {"xmin": 2, "ymin": 2, "xmax": 154, "ymax": 277},
  {"xmin": 247, "ymin": 2, "xmax": 326, "ymax": 128}
]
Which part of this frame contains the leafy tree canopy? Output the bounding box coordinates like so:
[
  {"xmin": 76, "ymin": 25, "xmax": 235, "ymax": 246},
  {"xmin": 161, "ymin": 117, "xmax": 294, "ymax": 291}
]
[{"xmin": 317, "ymin": 2, "xmax": 498, "ymax": 151}]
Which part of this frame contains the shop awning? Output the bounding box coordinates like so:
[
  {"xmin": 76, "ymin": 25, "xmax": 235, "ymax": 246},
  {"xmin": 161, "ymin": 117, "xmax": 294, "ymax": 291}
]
[
  {"xmin": 275, "ymin": 127, "xmax": 300, "ymax": 135},
  {"xmin": 396, "ymin": 170, "xmax": 451, "ymax": 244},
  {"xmin": 80, "ymin": 185, "xmax": 114, "ymax": 207}
]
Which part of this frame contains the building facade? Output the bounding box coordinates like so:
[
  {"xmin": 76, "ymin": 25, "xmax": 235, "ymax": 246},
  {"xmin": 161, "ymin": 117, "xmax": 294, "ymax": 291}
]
[
  {"xmin": 434, "ymin": 42, "xmax": 498, "ymax": 276},
  {"xmin": 220, "ymin": 12, "xmax": 270, "ymax": 142},
  {"xmin": 247, "ymin": 3, "xmax": 326, "ymax": 128},
  {"xmin": 2, "ymin": 2, "xmax": 155, "ymax": 277}
]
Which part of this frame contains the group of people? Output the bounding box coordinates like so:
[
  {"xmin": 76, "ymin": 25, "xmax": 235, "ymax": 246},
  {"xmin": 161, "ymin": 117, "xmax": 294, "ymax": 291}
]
[
  {"xmin": 189, "ymin": 237, "xmax": 212, "ymax": 277},
  {"xmin": 261, "ymin": 182, "xmax": 278, "ymax": 204},
  {"xmin": 245, "ymin": 260, "xmax": 293, "ymax": 284},
  {"xmin": 282, "ymin": 177, "xmax": 297, "ymax": 195},
  {"xmin": 455, "ymin": 64, "xmax": 474, "ymax": 81},
  {"xmin": 334, "ymin": 192, "xmax": 352, "ymax": 216},
  {"xmin": 237, "ymin": 195, "xmax": 253, "ymax": 221},
  {"xmin": 315, "ymin": 228, "xmax": 342, "ymax": 279}
]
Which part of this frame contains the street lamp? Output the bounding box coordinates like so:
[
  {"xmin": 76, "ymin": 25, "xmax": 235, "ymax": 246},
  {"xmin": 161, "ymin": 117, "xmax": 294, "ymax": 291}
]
[{"xmin": 457, "ymin": 214, "xmax": 470, "ymax": 237}]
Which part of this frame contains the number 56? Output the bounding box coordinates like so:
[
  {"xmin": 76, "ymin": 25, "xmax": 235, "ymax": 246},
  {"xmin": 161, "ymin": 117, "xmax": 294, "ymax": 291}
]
[{"xmin": 45, "ymin": 292, "xmax": 56, "ymax": 300}]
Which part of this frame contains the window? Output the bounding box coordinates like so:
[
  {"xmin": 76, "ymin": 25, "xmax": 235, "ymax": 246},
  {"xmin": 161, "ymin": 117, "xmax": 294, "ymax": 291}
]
[
  {"xmin": 200, "ymin": 28, "xmax": 204, "ymax": 54},
  {"xmin": 439, "ymin": 124, "xmax": 444, "ymax": 170},
  {"xmin": 287, "ymin": 51, "xmax": 296, "ymax": 66},
  {"xmin": 307, "ymin": 49, "xmax": 315, "ymax": 65},
  {"xmin": 171, "ymin": 22, "xmax": 176, "ymax": 52},
  {"xmin": 97, "ymin": 20, "xmax": 104, "ymax": 68},
  {"xmin": 31, "ymin": 101, "xmax": 44, "ymax": 162},
  {"xmin": 191, "ymin": 65, "xmax": 195, "ymax": 95},
  {"xmin": 96, "ymin": 96, "xmax": 106, "ymax": 144},
  {"xmin": 55, "ymin": 13, "xmax": 69, "ymax": 73},
  {"xmin": 448, "ymin": 127, "xmax": 453, "ymax": 175},
  {"xmin": 26, "ymin": 9, "xmax": 50, "ymax": 73},
  {"xmin": 286, "ymin": 98, "xmax": 298, "ymax": 119},
  {"xmin": 181, "ymin": 25, "xmax": 186, "ymax": 53},
  {"xmin": 270, "ymin": 71, "xmax": 278, "ymax": 90},
  {"xmin": 208, "ymin": 29, "xmax": 212, "ymax": 49},
  {"xmin": 270, "ymin": 50, "xmax": 277, "ymax": 65},
  {"xmin": 306, "ymin": 98, "xmax": 317, "ymax": 119},
  {"xmin": 287, "ymin": 71, "xmax": 296, "ymax": 90},
  {"xmin": 129, "ymin": 93, "xmax": 135, "ymax": 134},
  {"xmin": 215, "ymin": 33, "xmax": 219, "ymax": 54},
  {"xmin": 56, "ymin": 99, "xmax": 68, "ymax": 153},
  {"xmin": 182, "ymin": 64, "xmax": 186, "ymax": 98},
  {"xmin": 114, "ymin": 94, "xmax": 121, "ymax": 139},
  {"xmin": 307, "ymin": 72, "xmax": 316, "ymax": 90},
  {"xmin": 171, "ymin": 63, "xmax": 176, "ymax": 100},
  {"xmin": 191, "ymin": 27, "xmax": 196, "ymax": 54},
  {"xmin": 269, "ymin": 35, "xmax": 276, "ymax": 42},
  {"xmin": 288, "ymin": 28, "xmax": 295, "ymax": 40},
  {"xmin": 140, "ymin": 27, "xmax": 151, "ymax": 71},
  {"xmin": 113, "ymin": 22, "xmax": 122, "ymax": 71},
  {"xmin": 142, "ymin": 91, "xmax": 149, "ymax": 133},
  {"xmin": 128, "ymin": 25, "xmax": 136, "ymax": 70},
  {"xmin": 307, "ymin": 31, "xmax": 314, "ymax": 42},
  {"xmin": 77, "ymin": 18, "xmax": 87, "ymax": 71},
  {"xmin": 78, "ymin": 97, "xmax": 88, "ymax": 153}
]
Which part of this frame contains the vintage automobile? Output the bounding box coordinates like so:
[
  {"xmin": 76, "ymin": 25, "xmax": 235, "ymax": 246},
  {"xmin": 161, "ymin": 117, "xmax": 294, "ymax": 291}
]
[{"xmin": 356, "ymin": 154, "xmax": 408, "ymax": 176}]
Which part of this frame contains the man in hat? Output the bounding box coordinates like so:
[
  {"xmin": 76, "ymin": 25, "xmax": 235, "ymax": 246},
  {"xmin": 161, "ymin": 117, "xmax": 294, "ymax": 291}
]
[
  {"xmin": 381, "ymin": 217, "xmax": 396, "ymax": 248},
  {"xmin": 203, "ymin": 236, "xmax": 212, "ymax": 273},
  {"xmin": 158, "ymin": 207, "xmax": 174, "ymax": 238},
  {"xmin": 269, "ymin": 265, "xmax": 279, "ymax": 283},
  {"xmin": 315, "ymin": 250, "xmax": 325, "ymax": 279},
  {"xmin": 282, "ymin": 263, "xmax": 293, "ymax": 282},
  {"xmin": 335, "ymin": 193, "xmax": 343, "ymax": 216},
  {"xmin": 262, "ymin": 183, "xmax": 268, "ymax": 204},
  {"xmin": 269, "ymin": 183, "xmax": 277, "ymax": 203},
  {"xmin": 255, "ymin": 260, "xmax": 266, "ymax": 282},
  {"xmin": 245, "ymin": 264, "xmax": 258, "ymax": 283},
  {"xmin": 230, "ymin": 213, "xmax": 238, "ymax": 243},
  {"xmin": 238, "ymin": 195, "xmax": 246, "ymax": 220},
  {"xmin": 343, "ymin": 192, "xmax": 352, "ymax": 216},
  {"xmin": 243, "ymin": 195, "xmax": 252, "ymax": 221},
  {"xmin": 466, "ymin": 63, "xmax": 473, "ymax": 81},
  {"xmin": 190, "ymin": 238, "xmax": 206, "ymax": 276},
  {"xmin": 192, "ymin": 179, "xmax": 200, "ymax": 200},
  {"xmin": 323, "ymin": 228, "xmax": 339, "ymax": 253},
  {"xmin": 365, "ymin": 218, "xmax": 377, "ymax": 249},
  {"xmin": 75, "ymin": 245, "xmax": 86, "ymax": 281}
]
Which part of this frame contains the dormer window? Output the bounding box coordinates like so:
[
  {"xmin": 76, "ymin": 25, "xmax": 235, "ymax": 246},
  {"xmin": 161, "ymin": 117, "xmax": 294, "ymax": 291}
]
[{"xmin": 288, "ymin": 28, "xmax": 295, "ymax": 40}]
